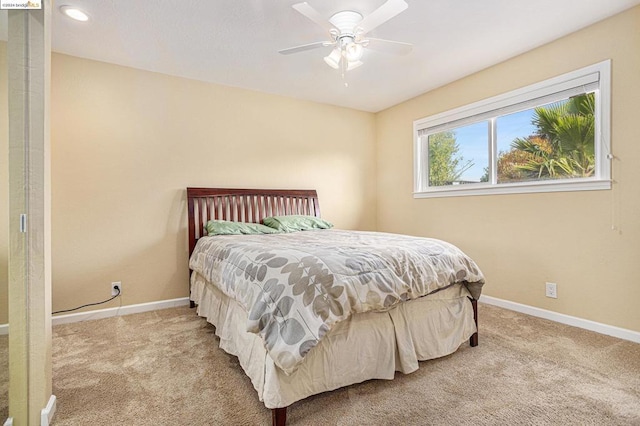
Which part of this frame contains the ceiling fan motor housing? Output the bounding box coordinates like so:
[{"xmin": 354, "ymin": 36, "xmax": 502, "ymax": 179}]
[{"xmin": 329, "ymin": 10, "xmax": 363, "ymax": 36}]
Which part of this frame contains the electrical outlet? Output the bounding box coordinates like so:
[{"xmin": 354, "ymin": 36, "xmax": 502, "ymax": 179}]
[
  {"xmin": 111, "ymin": 281, "xmax": 122, "ymax": 296},
  {"xmin": 545, "ymin": 282, "xmax": 557, "ymax": 299}
]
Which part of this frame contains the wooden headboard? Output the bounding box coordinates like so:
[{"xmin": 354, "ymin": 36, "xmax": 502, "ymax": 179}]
[{"xmin": 187, "ymin": 188, "xmax": 320, "ymax": 256}]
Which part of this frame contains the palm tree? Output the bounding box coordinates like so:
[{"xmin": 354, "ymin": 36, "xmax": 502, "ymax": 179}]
[{"xmin": 510, "ymin": 93, "xmax": 595, "ymax": 180}]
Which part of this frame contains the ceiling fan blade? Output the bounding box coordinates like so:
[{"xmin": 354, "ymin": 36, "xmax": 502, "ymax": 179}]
[
  {"xmin": 278, "ymin": 41, "xmax": 330, "ymax": 55},
  {"xmin": 357, "ymin": 0, "xmax": 408, "ymax": 34},
  {"xmin": 291, "ymin": 2, "xmax": 335, "ymax": 32},
  {"xmin": 365, "ymin": 38, "xmax": 413, "ymax": 55}
]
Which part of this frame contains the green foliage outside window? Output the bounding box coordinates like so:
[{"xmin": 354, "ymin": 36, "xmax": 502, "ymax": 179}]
[
  {"xmin": 498, "ymin": 93, "xmax": 595, "ymax": 183},
  {"xmin": 428, "ymin": 131, "xmax": 474, "ymax": 186},
  {"xmin": 427, "ymin": 93, "xmax": 595, "ymax": 187}
]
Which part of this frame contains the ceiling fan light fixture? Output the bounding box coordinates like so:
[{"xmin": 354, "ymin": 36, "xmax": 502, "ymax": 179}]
[
  {"xmin": 346, "ymin": 60, "xmax": 363, "ymax": 71},
  {"xmin": 345, "ymin": 42, "xmax": 364, "ymax": 62},
  {"xmin": 324, "ymin": 48, "xmax": 342, "ymax": 69}
]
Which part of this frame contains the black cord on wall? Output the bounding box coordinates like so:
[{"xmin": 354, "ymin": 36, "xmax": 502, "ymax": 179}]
[{"xmin": 52, "ymin": 285, "xmax": 121, "ymax": 315}]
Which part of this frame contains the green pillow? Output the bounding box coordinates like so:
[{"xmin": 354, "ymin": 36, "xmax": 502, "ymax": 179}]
[
  {"xmin": 205, "ymin": 220, "xmax": 280, "ymax": 236},
  {"xmin": 262, "ymin": 215, "xmax": 333, "ymax": 232}
]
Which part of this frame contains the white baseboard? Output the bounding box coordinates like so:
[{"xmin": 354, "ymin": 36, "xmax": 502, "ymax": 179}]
[
  {"xmin": 0, "ymin": 323, "xmax": 7, "ymax": 336},
  {"xmin": 52, "ymin": 297, "xmax": 191, "ymax": 326},
  {"xmin": 3, "ymin": 418, "xmax": 12, "ymax": 426},
  {"xmin": 480, "ymin": 295, "xmax": 640, "ymax": 344},
  {"xmin": 41, "ymin": 395, "xmax": 56, "ymax": 426}
]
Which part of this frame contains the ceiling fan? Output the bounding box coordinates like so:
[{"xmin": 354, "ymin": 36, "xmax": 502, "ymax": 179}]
[{"xmin": 279, "ymin": 0, "xmax": 412, "ymax": 74}]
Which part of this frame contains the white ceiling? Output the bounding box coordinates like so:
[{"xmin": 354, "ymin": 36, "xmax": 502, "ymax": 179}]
[{"xmin": 1, "ymin": 1, "xmax": 639, "ymax": 112}]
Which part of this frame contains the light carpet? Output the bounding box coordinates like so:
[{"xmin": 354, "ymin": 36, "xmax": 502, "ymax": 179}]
[{"xmin": 49, "ymin": 304, "xmax": 640, "ymax": 425}]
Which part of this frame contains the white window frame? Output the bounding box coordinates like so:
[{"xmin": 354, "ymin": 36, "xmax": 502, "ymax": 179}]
[{"xmin": 413, "ymin": 60, "xmax": 611, "ymax": 198}]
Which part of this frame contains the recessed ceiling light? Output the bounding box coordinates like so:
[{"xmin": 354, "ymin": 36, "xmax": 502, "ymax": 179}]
[{"xmin": 60, "ymin": 6, "xmax": 89, "ymax": 22}]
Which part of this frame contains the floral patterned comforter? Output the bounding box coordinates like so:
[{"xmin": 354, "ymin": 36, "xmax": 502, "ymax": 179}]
[{"xmin": 189, "ymin": 229, "xmax": 484, "ymax": 374}]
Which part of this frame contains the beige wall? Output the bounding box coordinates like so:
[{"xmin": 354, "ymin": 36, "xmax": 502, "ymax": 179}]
[
  {"xmin": 1, "ymin": 41, "xmax": 7, "ymax": 325},
  {"xmin": 11, "ymin": 7, "xmax": 639, "ymax": 334},
  {"xmin": 50, "ymin": 54, "xmax": 376, "ymax": 314},
  {"xmin": 376, "ymin": 7, "xmax": 640, "ymax": 332}
]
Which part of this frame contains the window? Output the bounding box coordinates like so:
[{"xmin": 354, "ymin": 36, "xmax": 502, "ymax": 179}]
[{"xmin": 414, "ymin": 60, "xmax": 611, "ymax": 198}]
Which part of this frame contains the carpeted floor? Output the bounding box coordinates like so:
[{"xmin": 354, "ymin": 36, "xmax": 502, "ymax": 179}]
[{"xmin": 48, "ymin": 304, "xmax": 640, "ymax": 425}]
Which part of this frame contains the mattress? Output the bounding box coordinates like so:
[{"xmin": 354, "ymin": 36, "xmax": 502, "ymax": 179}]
[
  {"xmin": 189, "ymin": 229, "xmax": 484, "ymax": 375},
  {"xmin": 191, "ymin": 271, "xmax": 476, "ymax": 408}
]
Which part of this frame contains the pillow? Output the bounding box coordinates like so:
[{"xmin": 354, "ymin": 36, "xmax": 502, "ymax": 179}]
[
  {"xmin": 262, "ymin": 215, "xmax": 333, "ymax": 232},
  {"xmin": 205, "ymin": 220, "xmax": 280, "ymax": 236}
]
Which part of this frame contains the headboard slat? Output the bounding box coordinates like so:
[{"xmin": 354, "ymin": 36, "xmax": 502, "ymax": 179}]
[
  {"xmin": 187, "ymin": 188, "xmax": 320, "ymax": 256},
  {"xmin": 244, "ymin": 195, "xmax": 251, "ymax": 223},
  {"xmin": 256, "ymin": 195, "xmax": 264, "ymax": 223},
  {"xmin": 236, "ymin": 196, "xmax": 243, "ymax": 222}
]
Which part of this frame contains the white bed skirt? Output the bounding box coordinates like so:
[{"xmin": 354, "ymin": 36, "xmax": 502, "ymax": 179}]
[{"xmin": 190, "ymin": 272, "xmax": 476, "ymax": 409}]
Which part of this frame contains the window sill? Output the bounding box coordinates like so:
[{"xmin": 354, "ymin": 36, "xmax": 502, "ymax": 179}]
[{"xmin": 413, "ymin": 179, "xmax": 611, "ymax": 199}]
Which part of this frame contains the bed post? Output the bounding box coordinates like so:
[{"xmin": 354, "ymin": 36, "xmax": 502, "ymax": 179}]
[
  {"xmin": 187, "ymin": 190, "xmax": 196, "ymax": 308},
  {"xmin": 470, "ymin": 298, "xmax": 478, "ymax": 347},
  {"xmin": 272, "ymin": 407, "xmax": 287, "ymax": 426}
]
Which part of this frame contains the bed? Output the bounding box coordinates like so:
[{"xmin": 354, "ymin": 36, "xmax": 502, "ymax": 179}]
[{"xmin": 187, "ymin": 187, "xmax": 484, "ymax": 426}]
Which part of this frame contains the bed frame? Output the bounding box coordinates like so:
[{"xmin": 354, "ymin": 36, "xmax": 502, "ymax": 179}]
[{"xmin": 186, "ymin": 187, "xmax": 477, "ymax": 426}]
